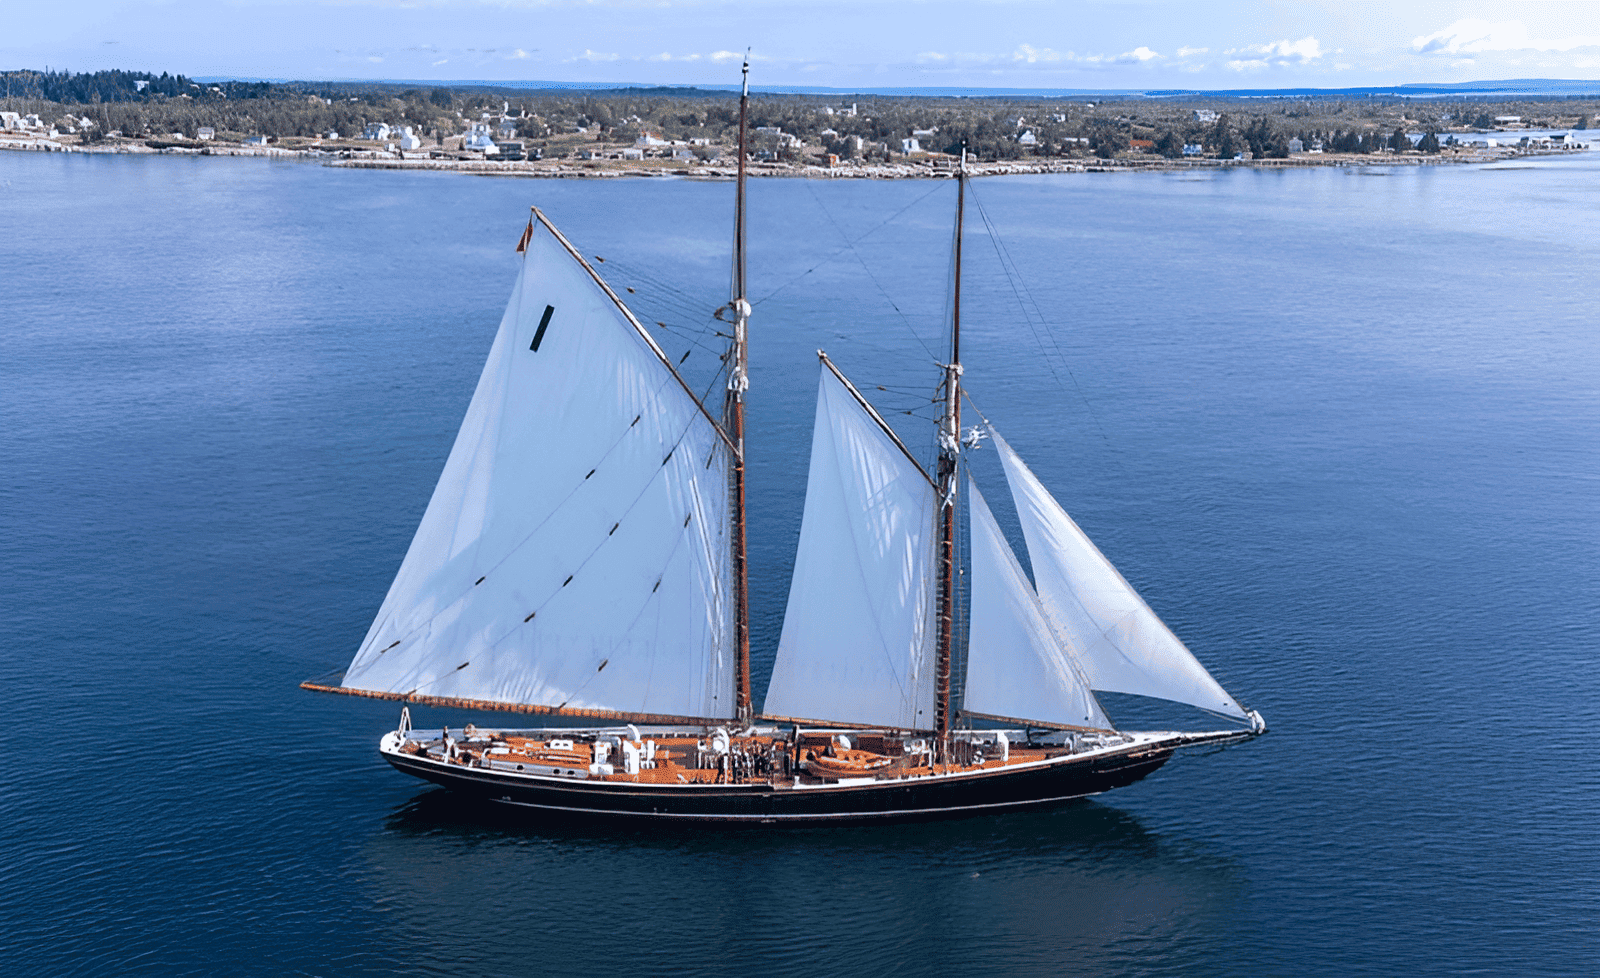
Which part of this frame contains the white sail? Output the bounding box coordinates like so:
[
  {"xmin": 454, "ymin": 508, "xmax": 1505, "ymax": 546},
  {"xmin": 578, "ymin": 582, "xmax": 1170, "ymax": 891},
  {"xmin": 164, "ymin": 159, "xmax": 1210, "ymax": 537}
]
[
  {"xmin": 764, "ymin": 366, "xmax": 938, "ymax": 729},
  {"xmin": 964, "ymin": 480, "xmax": 1113, "ymax": 730},
  {"xmin": 990, "ymin": 427, "xmax": 1249, "ymax": 721},
  {"xmin": 341, "ymin": 216, "xmax": 735, "ymax": 719}
]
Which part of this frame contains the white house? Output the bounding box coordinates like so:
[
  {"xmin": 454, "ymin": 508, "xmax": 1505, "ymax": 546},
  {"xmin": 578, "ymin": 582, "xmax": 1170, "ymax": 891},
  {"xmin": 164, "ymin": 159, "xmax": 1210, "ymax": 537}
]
[
  {"xmin": 1287, "ymin": 137, "xmax": 1303, "ymax": 153},
  {"xmin": 196, "ymin": 127, "xmax": 215, "ymax": 141},
  {"xmin": 621, "ymin": 147, "xmax": 644, "ymax": 160},
  {"xmin": 465, "ymin": 122, "xmax": 498, "ymax": 153},
  {"xmin": 1018, "ymin": 130, "xmax": 1037, "ymax": 146},
  {"xmin": 244, "ymin": 135, "xmax": 270, "ymax": 146},
  {"xmin": 362, "ymin": 123, "xmax": 392, "ymax": 141},
  {"xmin": 901, "ymin": 137, "xmax": 922, "ymax": 154},
  {"xmin": 399, "ymin": 127, "xmax": 422, "ymax": 151},
  {"xmin": 1183, "ymin": 143, "xmax": 1204, "ymax": 156},
  {"xmin": 634, "ymin": 132, "xmax": 669, "ymax": 147},
  {"xmin": 1193, "ymin": 109, "xmax": 1218, "ymax": 123},
  {"xmin": 0, "ymin": 112, "xmax": 20, "ymax": 130},
  {"xmin": 1309, "ymin": 139, "xmax": 1324, "ymax": 153}
]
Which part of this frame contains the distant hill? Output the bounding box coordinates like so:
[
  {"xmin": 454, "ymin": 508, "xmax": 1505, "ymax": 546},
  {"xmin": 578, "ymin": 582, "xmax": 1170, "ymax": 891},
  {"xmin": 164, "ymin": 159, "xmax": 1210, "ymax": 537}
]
[{"xmin": 188, "ymin": 76, "xmax": 1600, "ymax": 100}]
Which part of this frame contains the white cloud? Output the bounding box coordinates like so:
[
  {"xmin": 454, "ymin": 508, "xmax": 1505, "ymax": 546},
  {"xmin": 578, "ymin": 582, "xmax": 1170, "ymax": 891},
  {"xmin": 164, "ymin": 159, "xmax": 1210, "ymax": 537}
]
[
  {"xmin": 647, "ymin": 52, "xmax": 672, "ymax": 61},
  {"xmin": 569, "ymin": 49, "xmax": 618, "ymax": 62},
  {"xmin": 508, "ymin": 49, "xmax": 531, "ymax": 60},
  {"xmin": 432, "ymin": 59, "xmax": 448, "ymax": 66},
  {"xmin": 1013, "ymin": 44, "xmax": 1061, "ymax": 64},
  {"xmin": 1225, "ymin": 36, "xmax": 1323, "ymax": 70},
  {"xmin": 367, "ymin": 56, "xmax": 383, "ymax": 63},
  {"xmin": 710, "ymin": 50, "xmax": 742, "ymax": 63},
  {"xmin": 917, "ymin": 51, "xmax": 949, "ymax": 63},
  {"xmin": 1118, "ymin": 46, "xmax": 1161, "ymax": 63},
  {"xmin": 1412, "ymin": 19, "xmax": 1600, "ymax": 55},
  {"xmin": 1176, "ymin": 46, "xmax": 1208, "ymax": 57}
]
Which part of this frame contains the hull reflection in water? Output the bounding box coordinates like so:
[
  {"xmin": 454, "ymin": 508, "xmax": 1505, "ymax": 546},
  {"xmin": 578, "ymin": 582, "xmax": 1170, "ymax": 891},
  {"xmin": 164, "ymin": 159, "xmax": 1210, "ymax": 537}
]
[{"xmin": 369, "ymin": 792, "xmax": 1244, "ymax": 977}]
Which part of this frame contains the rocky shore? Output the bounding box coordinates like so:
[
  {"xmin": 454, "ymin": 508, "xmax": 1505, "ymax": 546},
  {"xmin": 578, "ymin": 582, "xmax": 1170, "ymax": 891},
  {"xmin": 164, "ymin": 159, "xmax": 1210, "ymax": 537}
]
[{"xmin": 0, "ymin": 131, "xmax": 1559, "ymax": 177}]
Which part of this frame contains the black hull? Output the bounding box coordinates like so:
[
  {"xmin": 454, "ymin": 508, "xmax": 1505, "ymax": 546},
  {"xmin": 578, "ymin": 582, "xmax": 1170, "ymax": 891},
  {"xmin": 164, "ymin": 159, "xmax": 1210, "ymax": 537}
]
[{"xmin": 382, "ymin": 745, "xmax": 1175, "ymax": 825}]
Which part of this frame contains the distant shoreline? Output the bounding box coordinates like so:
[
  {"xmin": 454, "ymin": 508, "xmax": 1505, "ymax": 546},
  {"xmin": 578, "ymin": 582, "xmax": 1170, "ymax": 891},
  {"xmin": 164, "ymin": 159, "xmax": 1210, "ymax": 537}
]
[{"xmin": 2, "ymin": 133, "xmax": 1584, "ymax": 178}]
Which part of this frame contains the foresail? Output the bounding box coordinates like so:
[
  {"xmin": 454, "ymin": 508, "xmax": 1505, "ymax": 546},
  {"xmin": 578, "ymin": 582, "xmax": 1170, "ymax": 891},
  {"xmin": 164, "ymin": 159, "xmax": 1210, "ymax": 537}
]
[
  {"xmin": 990, "ymin": 427, "xmax": 1249, "ymax": 721},
  {"xmin": 341, "ymin": 215, "xmax": 735, "ymax": 720},
  {"xmin": 964, "ymin": 480, "xmax": 1113, "ymax": 730},
  {"xmin": 764, "ymin": 365, "xmax": 937, "ymax": 729}
]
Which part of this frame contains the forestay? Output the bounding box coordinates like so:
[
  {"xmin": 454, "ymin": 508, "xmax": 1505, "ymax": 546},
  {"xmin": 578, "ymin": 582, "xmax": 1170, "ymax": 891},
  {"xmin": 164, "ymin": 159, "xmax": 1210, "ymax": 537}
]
[
  {"xmin": 963, "ymin": 480, "xmax": 1113, "ymax": 730},
  {"xmin": 989, "ymin": 427, "xmax": 1248, "ymax": 721},
  {"xmin": 341, "ymin": 217, "xmax": 734, "ymax": 719},
  {"xmin": 764, "ymin": 366, "xmax": 937, "ymax": 729}
]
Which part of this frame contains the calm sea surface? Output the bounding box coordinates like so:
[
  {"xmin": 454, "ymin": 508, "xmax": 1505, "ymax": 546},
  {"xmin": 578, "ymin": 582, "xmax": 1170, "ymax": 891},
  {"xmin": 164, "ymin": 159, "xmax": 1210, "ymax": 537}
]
[{"xmin": 2, "ymin": 152, "xmax": 1597, "ymax": 977}]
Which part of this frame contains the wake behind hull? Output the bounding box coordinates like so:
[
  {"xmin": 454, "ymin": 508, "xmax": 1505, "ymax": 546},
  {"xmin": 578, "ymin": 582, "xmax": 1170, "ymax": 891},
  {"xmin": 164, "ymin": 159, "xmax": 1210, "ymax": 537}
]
[{"xmin": 381, "ymin": 741, "xmax": 1175, "ymax": 824}]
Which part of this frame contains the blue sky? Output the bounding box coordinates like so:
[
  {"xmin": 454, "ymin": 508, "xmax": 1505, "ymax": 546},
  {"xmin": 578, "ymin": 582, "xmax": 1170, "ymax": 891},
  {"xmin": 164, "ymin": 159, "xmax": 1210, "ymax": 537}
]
[{"xmin": 7, "ymin": 1, "xmax": 1600, "ymax": 90}]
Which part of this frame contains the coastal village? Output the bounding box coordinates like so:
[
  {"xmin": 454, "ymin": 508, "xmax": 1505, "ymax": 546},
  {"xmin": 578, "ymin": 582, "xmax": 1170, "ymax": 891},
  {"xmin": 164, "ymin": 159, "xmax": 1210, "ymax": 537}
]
[{"xmin": 2, "ymin": 69, "xmax": 1596, "ymax": 177}]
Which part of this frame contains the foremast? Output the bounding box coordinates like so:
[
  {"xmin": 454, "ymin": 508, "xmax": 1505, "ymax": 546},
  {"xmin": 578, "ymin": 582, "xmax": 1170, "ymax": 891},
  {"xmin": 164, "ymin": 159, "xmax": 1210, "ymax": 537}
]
[
  {"xmin": 934, "ymin": 148, "xmax": 967, "ymax": 760},
  {"xmin": 725, "ymin": 53, "xmax": 754, "ymax": 723}
]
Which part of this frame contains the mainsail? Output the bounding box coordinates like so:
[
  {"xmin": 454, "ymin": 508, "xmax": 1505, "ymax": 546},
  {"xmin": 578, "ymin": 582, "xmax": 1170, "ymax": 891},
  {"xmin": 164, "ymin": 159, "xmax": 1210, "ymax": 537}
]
[
  {"xmin": 340, "ymin": 213, "xmax": 735, "ymax": 720},
  {"xmin": 763, "ymin": 364, "xmax": 938, "ymax": 729},
  {"xmin": 963, "ymin": 480, "xmax": 1113, "ymax": 730},
  {"xmin": 989, "ymin": 426, "xmax": 1248, "ymax": 721}
]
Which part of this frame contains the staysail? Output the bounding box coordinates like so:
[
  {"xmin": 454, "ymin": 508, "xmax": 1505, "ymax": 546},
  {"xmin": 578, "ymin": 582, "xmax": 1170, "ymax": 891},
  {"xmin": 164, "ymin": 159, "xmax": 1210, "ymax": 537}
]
[
  {"xmin": 764, "ymin": 363, "xmax": 938, "ymax": 729},
  {"xmin": 989, "ymin": 426, "xmax": 1249, "ymax": 721},
  {"xmin": 340, "ymin": 213, "xmax": 735, "ymax": 720},
  {"xmin": 963, "ymin": 480, "xmax": 1113, "ymax": 730}
]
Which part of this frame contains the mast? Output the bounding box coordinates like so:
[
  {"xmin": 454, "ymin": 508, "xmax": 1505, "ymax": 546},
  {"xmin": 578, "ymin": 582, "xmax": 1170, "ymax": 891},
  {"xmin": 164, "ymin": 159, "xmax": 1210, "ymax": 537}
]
[
  {"xmin": 726, "ymin": 53, "xmax": 753, "ymax": 722},
  {"xmin": 934, "ymin": 147, "xmax": 966, "ymax": 757}
]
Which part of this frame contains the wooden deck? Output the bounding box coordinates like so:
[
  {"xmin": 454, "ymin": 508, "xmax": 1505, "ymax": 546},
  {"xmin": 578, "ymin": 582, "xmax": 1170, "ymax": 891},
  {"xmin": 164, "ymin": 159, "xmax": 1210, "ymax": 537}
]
[{"xmin": 405, "ymin": 731, "xmax": 1072, "ymax": 787}]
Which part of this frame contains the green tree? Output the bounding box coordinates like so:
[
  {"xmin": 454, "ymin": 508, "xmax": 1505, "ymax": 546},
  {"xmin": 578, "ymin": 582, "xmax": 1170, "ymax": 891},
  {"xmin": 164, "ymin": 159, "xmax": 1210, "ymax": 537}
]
[
  {"xmin": 1417, "ymin": 132, "xmax": 1441, "ymax": 153},
  {"xmin": 1091, "ymin": 130, "xmax": 1126, "ymax": 158},
  {"xmin": 1390, "ymin": 126, "xmax": 1411, "ymax": 152},
  {"xmin": 1212, "ymin": 126, "xmax": 1237, "ymax": 159},
  {"xmin": 1155, "ymin": 129, "xmax": 1183, "ymax": 159}
]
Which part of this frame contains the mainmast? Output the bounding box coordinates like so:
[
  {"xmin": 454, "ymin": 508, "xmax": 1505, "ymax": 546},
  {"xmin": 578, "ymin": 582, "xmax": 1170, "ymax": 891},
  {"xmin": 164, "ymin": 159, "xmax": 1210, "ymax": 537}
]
[
  {"xmin": 726, "ymin": 53, "xmax": 753, "ymax": 722},
  {"xmin": 934, "ymin": 147, "xmax": 966, "ymax": 757}
]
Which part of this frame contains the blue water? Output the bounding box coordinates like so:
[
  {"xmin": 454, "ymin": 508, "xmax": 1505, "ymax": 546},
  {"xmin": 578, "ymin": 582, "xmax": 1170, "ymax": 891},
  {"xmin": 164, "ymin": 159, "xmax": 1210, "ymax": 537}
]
[{"xmin": 2, "ymin": 152, "xmax": 1597, "ymax": 977}]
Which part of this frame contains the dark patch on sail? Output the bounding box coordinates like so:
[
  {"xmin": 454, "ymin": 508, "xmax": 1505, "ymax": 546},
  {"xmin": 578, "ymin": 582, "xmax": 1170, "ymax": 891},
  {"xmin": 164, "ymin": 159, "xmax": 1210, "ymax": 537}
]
[{"xmin": 529, "ymin": 305, "xmax": 555, "ymax": 351}]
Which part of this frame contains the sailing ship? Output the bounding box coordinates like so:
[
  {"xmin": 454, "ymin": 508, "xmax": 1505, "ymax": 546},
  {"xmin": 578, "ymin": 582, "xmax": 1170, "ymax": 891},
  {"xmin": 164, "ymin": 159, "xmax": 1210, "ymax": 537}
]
[{"xmin": 303, "ymin": 62, "xmax": 1266, "ymax": 823}]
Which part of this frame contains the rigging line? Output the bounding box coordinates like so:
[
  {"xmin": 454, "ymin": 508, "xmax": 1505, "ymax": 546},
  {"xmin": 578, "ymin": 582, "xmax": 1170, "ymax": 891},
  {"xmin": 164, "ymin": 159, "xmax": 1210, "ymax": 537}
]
[
  {"xmin": 963, "ymin": 195, "xmax": 1229, "ymax": 678},
  {"xmin": 804, "ymin": 180, "xmax": 940, "ymax": 365},
  {"xmin": 652, "ymin": 324, "xmax": 726, "ymax": 359},
  {"xmin": 968, "ymin": 186, "xmax": 1115, "ymax": 452},
  {"xmin": 626, "ymin": 286, "xmax": 721, "ymax": 328},
  {"xmin": 593, "ymin": 254, "xmax": 719, "ymax": 312},
  {"xmin": 356, "ymin": 369, "xmax": 689, "ymax": 662},
  {"xmin": 398, "ymin": 407, "xmax": 716, "ymax": 699},
  {"xmin": 750, "ymin": 180, "xmax": 948, "ymax": 310}
]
